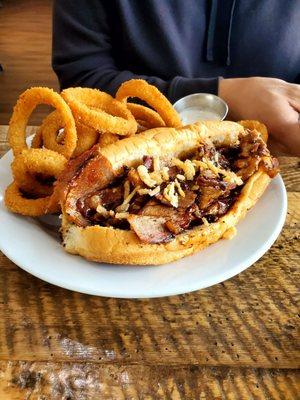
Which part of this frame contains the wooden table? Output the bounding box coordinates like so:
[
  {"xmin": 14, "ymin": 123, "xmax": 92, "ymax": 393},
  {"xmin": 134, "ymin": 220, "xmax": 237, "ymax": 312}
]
[{"xmin": 0, "ymin": 126, "xmax": 299, "ymax": 399}]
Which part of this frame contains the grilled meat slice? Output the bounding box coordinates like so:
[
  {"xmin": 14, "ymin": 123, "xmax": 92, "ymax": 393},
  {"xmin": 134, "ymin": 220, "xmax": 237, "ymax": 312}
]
[
  {"xmin": 239, "ymin": 130, "xmax": 269, "ymax": 158},
  {"xmin": 178, "ymin": 190, "xmax": 196, "ymax": 208},
  {"xmin": 65, "ymin": 153, "xmax": 116, "ymax": 226},
  {"xmin": 139, "ymin": 200, "xmax": 174, "ymax": 218},
  {"xmin": 197, "ymin": 178, "xmax": 226, "ymax": 210},
  {"xmin": 82, "ymin": 186, "xmax": 124, "ymax": 212},
  {"xmin": 235, "ymin": 157, "xmax": 260, "ymax": 181},
  {"xmin": 200, "ymin": 186, "xmax": 223, "ymax": 209},
  {"xmin": 197, "ymin": 169, "xmax": 236, "ymax": 210},
  {"xmin": 140, "ymin": 200, "xmax": 195, "ymax": 235},
  {"xmin": 49, "ymin": 145, "xmax": 100, "ymax": 211},
  {"xmin": 261, "ymin": 156, "xmax": 279, "ymax": 178},
  {"xmin": 165, "ymin": 212, "xmax": 193, "ymax": 235},
  {"xmin": 128, "ymin": 194, "xmax": 148, "ymax": 213},
  {"xmin": 235, "ymin": 130, "xmax": 279, "ymax": 180},
  {"xmin": 204, "ymin": 198, "xmax": 232, "ymax": 219},
  {"xmin": 128, "ymin": 215, "xmax": 173, "ymax": 244}
]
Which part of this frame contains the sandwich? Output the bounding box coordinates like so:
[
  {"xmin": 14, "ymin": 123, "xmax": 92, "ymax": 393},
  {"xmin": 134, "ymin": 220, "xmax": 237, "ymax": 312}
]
[{"xmin": 54, "ymin": 121, "xmax": 278, "ymax": 265}]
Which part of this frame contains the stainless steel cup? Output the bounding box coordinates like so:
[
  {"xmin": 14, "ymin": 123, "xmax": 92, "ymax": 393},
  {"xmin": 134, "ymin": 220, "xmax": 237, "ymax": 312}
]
[{"xmin": 173, "ymin": 93, "xmax": 228, "ymax": 124}]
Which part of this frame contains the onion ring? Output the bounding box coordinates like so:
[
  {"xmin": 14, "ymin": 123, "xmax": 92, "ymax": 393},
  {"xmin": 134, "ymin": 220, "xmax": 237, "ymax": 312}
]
[
  {"xmin": 11, "ymin": 148, "xmax": 67, "ymax": 197},
  {"xmin": 126, "ymin": 103, "xmax": 165, "ymax": 128},
  {"xmin": 238, "ymin": 120, "xmax": 268, "ymax": 143},
  {"xmin": 135, "ymin": 121, "xmax": 151, "ymax": 133},
  {"xmin": 72, "ymin": 120, "xmax": 99, "ymax": 157},
  {"xmin": 61, "ymin": 88, "xmax": 137, "ymax": 136},
  {"xmin": 38, "ymin": 111, "xmax": 64, "ymax": 153},
  {"xmin": 40, "ymin": 111, "xmax": 99, "ymax": 158},
  {"xmin": 12, "ymin": 156, "xmax": 52, "ymax": 197},
  {"xmin": 8, "ymin": 87, "xmax": 77, "ymax": 157},
  {"xmin": 31, "ymin": 128, "xmax": 43, "ymax": 148},
  {"xmin": 98, "ymin": 132, "xmax": 120, "ymax": 147},
  {"xmin": 39, "ymin": 111, "xmax": 86, "ymax": 159},
  {"xmin": 4, "ymin": 181, "xmax": 59, "ymax": 216},
  {"xmin": 115, "ymin": 79, "xmax": 182, "ymax": 127}
]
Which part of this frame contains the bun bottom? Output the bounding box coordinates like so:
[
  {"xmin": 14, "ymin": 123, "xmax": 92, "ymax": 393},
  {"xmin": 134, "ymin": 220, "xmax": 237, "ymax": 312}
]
[{"xmin": 61, "ymin": 170, "xmax": 270, "ymax": 265}]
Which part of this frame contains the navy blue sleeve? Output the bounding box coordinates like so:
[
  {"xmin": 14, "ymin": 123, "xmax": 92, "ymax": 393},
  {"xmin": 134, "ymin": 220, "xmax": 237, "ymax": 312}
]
[{"xmin": 52, "ymin": 0, "xmax": 219, "ymax": 102}]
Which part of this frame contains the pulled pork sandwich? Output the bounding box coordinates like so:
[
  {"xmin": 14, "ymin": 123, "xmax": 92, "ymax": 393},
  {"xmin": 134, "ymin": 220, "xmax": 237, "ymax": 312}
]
[{"xmin": 53, "ymin": 121, "xmax": 278, "ymax": 265}]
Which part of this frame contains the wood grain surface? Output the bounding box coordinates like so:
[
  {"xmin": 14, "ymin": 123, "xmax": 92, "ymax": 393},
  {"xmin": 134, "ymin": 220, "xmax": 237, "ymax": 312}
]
[
  {"xmin": 0, "ymin": 0, "xmax": 58, "ymax": 125},
  {"xmin": 0, "ymin": 126, "xmax": 299, "ymax": 399}
]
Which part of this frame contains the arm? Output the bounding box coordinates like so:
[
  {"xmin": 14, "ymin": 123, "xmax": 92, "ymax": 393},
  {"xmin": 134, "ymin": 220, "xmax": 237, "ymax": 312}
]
[{"xmin": 52, "ymin": 0, "xmax": 219, "ymax": 102}]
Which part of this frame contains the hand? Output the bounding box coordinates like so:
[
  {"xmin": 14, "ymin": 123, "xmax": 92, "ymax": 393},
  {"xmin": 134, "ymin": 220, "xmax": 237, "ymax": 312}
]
[{"xmin": 219, "ymin": 77, "xmax": 300, "ymax": 156}]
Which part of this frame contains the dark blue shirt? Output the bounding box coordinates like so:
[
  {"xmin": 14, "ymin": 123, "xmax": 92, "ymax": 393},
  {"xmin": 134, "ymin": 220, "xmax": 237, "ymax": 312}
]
[{"xmin": 52, "ymin": 0, "xmax": 300, "ymax": 102}]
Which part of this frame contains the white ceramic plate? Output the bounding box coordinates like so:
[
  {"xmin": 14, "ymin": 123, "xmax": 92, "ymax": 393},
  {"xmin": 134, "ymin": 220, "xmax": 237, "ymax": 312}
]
[{"xmin": 0, "ymin": 147, "xmax": 287, "ymax": 298}]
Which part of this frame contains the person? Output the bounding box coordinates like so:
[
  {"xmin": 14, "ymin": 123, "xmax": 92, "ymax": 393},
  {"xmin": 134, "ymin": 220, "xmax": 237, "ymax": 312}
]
[{"xmin": 52, "ymin": 0, "xmax": 300, "ymax": 156}]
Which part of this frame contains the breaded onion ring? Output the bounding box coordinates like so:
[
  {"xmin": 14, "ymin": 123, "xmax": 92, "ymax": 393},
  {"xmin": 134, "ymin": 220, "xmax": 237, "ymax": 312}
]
[
  {"xmin": 61, "ymin": 88, "xmax": 137, "ymax": 136},
  {"xmin": 98, "ymin": 132, "xmax": 120, "ymax": 147},
  {"xmin": 12, "ymin": 157, "xmax": 52, "ymax": 197},
  {"xmin": 115, "ymin": 79, "xmax": 182, "ymax": 128},
  {"xmin": 4, "ymin": 181, "xmax": 59, "ymax": 217},
  {"xmin": 238, "ymin": 120, "xmax": 268, "ymax": 143},
  {"xmin": 11, "ymin": 149, "xmax": 67, "ymax": 197},
  {"xmin": 8, "ymin": 87, "xmax": 77, "ymax": 157},
  {"xmin": 38, "ymin": 111, "xmax": 65, "ymax": 155},
  {"xmin": 40, "ymin": 111, "xmax": 99, "ymax": 158},
  {"xmin": 126, "ymin": 103, "xmax": 165, "ymax": 128},
  {"xmin": 136, "ymin": 121, "xmax": 150, "ymax": 131},
  {"xmin": 31, "ymin": 128, "xmax": 43, "ymax": 149},
  {"xmin": 72, "ymin": 121, "xmax": 100, "ymax": 157}
]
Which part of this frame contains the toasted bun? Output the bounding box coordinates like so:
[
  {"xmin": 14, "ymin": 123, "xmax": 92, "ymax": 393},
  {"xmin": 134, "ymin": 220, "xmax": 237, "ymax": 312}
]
[{"xmin": 61, "ymin": 121, "xmax": 271, "ymax": 265}]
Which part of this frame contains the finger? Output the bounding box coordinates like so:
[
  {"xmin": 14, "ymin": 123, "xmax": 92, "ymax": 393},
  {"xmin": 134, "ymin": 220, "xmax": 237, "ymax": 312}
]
[{"xmin": 289, "ymin": 99, "xmax": 300, "ymax": 113}]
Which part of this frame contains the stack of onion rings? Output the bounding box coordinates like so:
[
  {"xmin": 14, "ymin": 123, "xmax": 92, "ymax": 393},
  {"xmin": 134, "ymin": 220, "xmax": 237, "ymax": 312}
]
[
  {"xmin": 115, "ymin": 79, "xmax": 182, "ymax": 128},
  {"xmin": 6, "ymin": 80, "xmax": 184, "ymax": 216}
]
